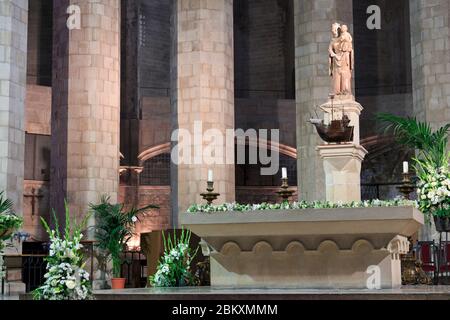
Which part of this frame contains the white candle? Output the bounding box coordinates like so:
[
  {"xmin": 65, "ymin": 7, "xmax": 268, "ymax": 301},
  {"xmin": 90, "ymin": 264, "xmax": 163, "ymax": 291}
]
[
  {"xmin": 403, "ymin": 161, "xmax": 409, "ymax": 174},
  {"xmin": 282, "ymin": 167, "xmax": 288, "ymax": 179},
  {"xmin": 208, "ymin": 169, "xmax": 213, "ymax": 182}
]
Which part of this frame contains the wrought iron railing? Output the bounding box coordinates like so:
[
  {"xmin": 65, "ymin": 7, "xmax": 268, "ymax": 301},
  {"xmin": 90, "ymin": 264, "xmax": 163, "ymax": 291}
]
[
  {"xmin": 120, "ymin": 250, "xmax": 147, "ymax": 288},
  {"xmin": 361, "ymin": 181, "xmax": 418, "ymax": 200},
  {"xmin": 22, "ymin": 254, "xmax": 47, "ymax": 292}
]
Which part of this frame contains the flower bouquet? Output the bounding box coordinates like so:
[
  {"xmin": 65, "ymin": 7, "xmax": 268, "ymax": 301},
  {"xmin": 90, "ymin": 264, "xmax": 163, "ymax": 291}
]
[
  {"xmin": 417, "ymin": 163, "xmax": 450, "ymax": 231},
  {"xmin": 149, "ymin": 229, "xmax": 198, "ymax": 287},
  {"xmin": 33, "ymin": 203, "xmax": 92, "ymax": 300}
]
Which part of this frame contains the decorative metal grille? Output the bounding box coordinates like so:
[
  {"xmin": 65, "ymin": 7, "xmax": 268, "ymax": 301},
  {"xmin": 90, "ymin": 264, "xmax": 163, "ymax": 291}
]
[{"xmin": 140, "ymin": 153, "xmax": 171, "ymax": 186}]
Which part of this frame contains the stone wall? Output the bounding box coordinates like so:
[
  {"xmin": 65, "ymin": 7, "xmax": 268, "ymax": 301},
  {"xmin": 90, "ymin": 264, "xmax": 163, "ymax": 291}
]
[
  {"xmin": 139, "ymin": 0, "xmax": 172, "ymax": 98},
  {"xmin": 353, "ymin": 0, "xmax": 412, "ymax": 97},
  {"xmin": 235, "ymin": 98, "xmax": 296, "ymax": 148},
  {"xmin": 236, "ymin": 186, "xmax": 298, "ymax": 204},
  {"xmin": 119, "ymin": 185, "xmax": 171, "ymax": 247},
  {"xmin": 26, "ymin": 0, "xmax": 52, "ymax": 86},
  {"xmin": 234, "ymin": 0, "xmax": 294, "ymax": 99},
  {"xmin": 22, "ymin": 180, "xmax": 50, "ymax": 240},
  {"xmin": 25, "ymin": 84, "xmax": 51, "ymax": 135},
  {"xmin": 139, "ymin": 96, "xmax": 171, "ymax": 155}
]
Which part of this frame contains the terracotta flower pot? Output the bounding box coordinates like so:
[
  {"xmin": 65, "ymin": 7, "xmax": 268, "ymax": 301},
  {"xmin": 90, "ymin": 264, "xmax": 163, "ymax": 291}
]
[{"xmin": 111, "ymin": 278, "xmax": 126, "ymax": 290}]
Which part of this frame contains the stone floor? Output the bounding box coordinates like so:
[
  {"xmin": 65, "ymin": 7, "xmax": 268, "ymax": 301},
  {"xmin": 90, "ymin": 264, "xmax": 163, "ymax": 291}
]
[
  {"xmin": 0, "ymin": 295, "xmax": 19, "ymax": 300},
  {"xmin": 93, "ymin": 286, "xmax": 450, "ymax": 300}
]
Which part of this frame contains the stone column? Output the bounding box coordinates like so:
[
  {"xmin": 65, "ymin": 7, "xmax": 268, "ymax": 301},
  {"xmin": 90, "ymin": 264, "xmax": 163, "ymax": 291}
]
[
  {"xmin": 410, "ymin": 0, "xmax": 450, "ymax": 128},
  {"xmin": 0, "ymin": 0, "xmax": 28, "ymax": 214},
  {"xmin": 293, "ymin": 0, "xmax": 353, "ymax": 201},
  {"xmin": 51, "ymin": 0, "xmax": 121, "ymax": 225},
  {"xmin": 0, "ymin": 0, "xmax": 28, "ymax": 294},
  {"xmin": 171, "ymin": 0, "xmax": 235, "ymax": 225},
  {"xmin": 410, "ymin": 0, "xmax": 450, "ymax": 240}
]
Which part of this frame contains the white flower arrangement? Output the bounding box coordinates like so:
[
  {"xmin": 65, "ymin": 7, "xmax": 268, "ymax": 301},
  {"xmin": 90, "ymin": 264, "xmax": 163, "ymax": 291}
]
[
  {"xmin": 149, "ymin": 229, "xmax": 198, "ymax": 287},
  {"xmin": 33, "ymin": 205, "xmax": 92, "ymax": 300},
  {"xmin": 187, "ymin": 199, "xmax": 418, "ymax": 214},
  {"xmin": 416, "ymin": 165, "xmax": 450, "ymax": 218}
]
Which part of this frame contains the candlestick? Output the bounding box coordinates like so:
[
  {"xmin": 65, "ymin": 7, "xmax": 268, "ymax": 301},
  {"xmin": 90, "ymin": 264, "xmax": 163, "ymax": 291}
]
[
  {"xmin": 276, "ymin": 177, "xmax": 295, "ymax": 202},
  {"xmin": 207, "ymin": 169, "xmax": 213, "ymax": 182},
  {"xmin": 397, "ymin": 171, "xmax": 415, "ymax": 200},
  {"xmin": 403, "ymin": 161, "xmax": 409, "ymax": 174},
  {"xmin": 282, "ymin": 167, "xmax": 287, "ymax": 180},
  {"xmin": 200, "ymin": 180, "xmax": 220, "ymax": 205}
]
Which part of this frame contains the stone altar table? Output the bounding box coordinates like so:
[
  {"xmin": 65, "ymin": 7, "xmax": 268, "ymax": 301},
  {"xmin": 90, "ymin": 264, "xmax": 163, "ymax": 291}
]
[{"xmin": 181, "ymin": 207, "xmax": 423, "ymax": 289}]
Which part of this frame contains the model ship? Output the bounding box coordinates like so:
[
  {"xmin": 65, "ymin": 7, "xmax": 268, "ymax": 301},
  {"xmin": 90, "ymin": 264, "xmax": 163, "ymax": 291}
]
[{"xmin": 309, "ymin": 95, "xmax": 354, "ymax": 144}]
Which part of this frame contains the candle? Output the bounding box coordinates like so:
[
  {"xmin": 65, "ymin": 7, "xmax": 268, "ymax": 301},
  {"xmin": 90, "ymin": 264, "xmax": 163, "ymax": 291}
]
[
  {"xmin": 282, "ymin": 167, "xmax": 288, "ymax": 179},
  {"xmin": 208, "ymin": 169, "xmax": 213, "ymax": 182},
  {"xmin": 403, "ymin": 161, "xmax": 409, "ymax": 174}
]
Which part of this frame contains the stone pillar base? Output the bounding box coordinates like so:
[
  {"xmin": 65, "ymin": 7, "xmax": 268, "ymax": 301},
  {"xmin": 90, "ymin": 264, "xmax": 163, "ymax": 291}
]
[
  {"xmin": 3, "ymin": 281, "xmax": 26, "ymax": 295},
  {"xmin": 317, "ymin": 144, "xmax": 368, "ymax": 202},
  {"xmin": 3, "ymin": 239, "xmax": 25, "ymax": 295}
]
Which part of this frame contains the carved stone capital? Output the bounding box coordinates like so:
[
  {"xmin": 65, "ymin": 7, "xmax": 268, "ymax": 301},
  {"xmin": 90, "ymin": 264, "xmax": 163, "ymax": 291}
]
[{"xmin": 387, "ymin": 235, "xmax": 410, "ymax": 259}]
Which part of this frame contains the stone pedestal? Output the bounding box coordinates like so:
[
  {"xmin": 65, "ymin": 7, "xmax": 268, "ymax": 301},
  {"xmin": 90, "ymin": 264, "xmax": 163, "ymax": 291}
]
[
  {"xmin": 182, "ymin": 207, "xmax": 423, "ymax": 289},
  {"xmin": 317, "ymin": 144, "xmax": 367, "ymax": 203},
  {"xmin": 3, "ymin": 238, "xmax": 26, "ymax": 295}
]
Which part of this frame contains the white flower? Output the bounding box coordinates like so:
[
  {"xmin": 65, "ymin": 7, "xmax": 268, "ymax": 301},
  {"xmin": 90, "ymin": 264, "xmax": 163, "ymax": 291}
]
[
  {"xmin": 66, "ymin": 280, "xmax": 76, "ymax": 290},
  {"xmin": 131, "ymin": 216, "xmax": 137, "ymax": 223}
]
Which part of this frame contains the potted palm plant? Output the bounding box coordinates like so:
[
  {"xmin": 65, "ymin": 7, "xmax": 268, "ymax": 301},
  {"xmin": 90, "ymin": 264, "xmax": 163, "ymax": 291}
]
[
  {"xmin": 377, "ymin": 113, "xmax": 450, "ymax": 231},
  {"xmin": 90, "ymin": 196, "xmax": 158, "ymax": 289}
]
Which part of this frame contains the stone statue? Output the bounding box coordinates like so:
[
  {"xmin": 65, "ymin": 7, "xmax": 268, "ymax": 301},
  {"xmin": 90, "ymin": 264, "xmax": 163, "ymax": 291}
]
[{"xmin": 329, "ymin": 23, "xmax": 354, "ymax": 96}]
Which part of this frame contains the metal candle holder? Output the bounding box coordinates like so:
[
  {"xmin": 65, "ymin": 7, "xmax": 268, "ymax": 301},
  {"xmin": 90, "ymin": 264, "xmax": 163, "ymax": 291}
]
[
  {"xmin": 276, "ymin": 177, "xmax": 295, "ymax": 202},
  {"xmin": 200, "ymin": 181, "xmax": 220, "ymax": 205},
  {"xmin": 397, "ymin": 172, "xmax": 415, "ymax": 200}
]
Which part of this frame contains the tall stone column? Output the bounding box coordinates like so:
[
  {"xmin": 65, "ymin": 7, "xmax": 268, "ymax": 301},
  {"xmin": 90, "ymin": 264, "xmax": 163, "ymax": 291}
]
[
  {"xmin": 51, "ymin": 0, "xmax": 121, "ymax": 226},
  {"xmin": 0, "ymin": 0, "xmax": 28, "ymax": 295},
  {"xmin": 171, "ymin": 0, "xmax": 235, "ymax": 225},
  {"xmin": 0, "ymin": 0, "xmax": 28, "ymax": 214},
  {"xmin": 410, "ymin": 0, "xmax": 450, "ymax": 240},
  {"xmin": 410, "ymin": 0, "xmax": 450, "ymax": 128},
  {"xmin": 293, "ymin": 0, "xmax": 353, "ymax": 201}
]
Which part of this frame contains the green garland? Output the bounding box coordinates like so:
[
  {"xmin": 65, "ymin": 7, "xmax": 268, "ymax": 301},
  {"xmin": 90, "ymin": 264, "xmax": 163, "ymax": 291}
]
[{"xmin": 187, "ymin": 199, "xmax": 418, "ymax": 214}]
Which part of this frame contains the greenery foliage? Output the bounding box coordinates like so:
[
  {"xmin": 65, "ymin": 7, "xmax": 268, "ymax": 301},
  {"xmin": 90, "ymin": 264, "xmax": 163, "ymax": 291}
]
[
  {"xmin": 187, "ymin": 199, "xmax": 417, "ymax": 214},
  {"xmin": 90, "ymin": 196, "xmax": 158, "ymax": 278},
  {"xmin": 149, "ymin": 229, "xmax": 198, "ymax": 287},
  {"xmin": 0, "ymin": 192, "xmax": 22, "ymax": 280},
  {"xmin": 377, "ymin": 113, "xmax": 450, "ymax": 168},
  {"xmin": 33, "ymin": 202, "xmax": 92, "ymax": 300},
  {"xmin": 377, "ymin": 113, "xmax": 450, "ymax": 219},
  {"xmin": 0, "ymin": 192, "xmax": 23, "ymax": 243}
]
